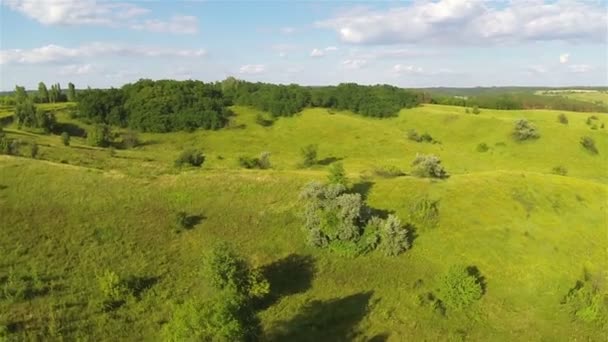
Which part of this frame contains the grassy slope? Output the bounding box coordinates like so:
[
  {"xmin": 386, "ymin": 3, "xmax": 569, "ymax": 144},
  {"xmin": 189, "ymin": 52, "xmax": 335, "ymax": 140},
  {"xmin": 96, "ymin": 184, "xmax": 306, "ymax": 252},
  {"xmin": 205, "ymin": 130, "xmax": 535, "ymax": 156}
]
[{"xmin": 1, "ymin": 103, "xmax": 607, "ymax": 340}]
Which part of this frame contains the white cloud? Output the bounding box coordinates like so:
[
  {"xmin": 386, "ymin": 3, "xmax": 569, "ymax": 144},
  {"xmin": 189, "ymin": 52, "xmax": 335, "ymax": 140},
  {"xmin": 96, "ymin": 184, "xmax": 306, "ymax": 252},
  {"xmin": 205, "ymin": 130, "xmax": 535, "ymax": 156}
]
[
  {"xmin": 3, "ymin": 0, "xmax": 198, "ymax": 34},
  {"xmin": 278, "ymin": 52, "xmax": 287, "ymax": 58},
  {"xmin": 324, "ymin": 46, "xmax": 338, "ymax": 51},
  {"xmin": 59, "ymin": 63, "xmax": 95, "ymax": 75},
  {"xmin": 393, "ymin": 64, "xmax": 424, "ymax": 74},
  {"xmin": 316, "ymin": 0, "xmax": 607, "ymax": 45},
  {"xmin": 239, "ymin": 64, "xmax": 266, "ymax": 74},
  {"xmin": 527, "ymin": 65, "xmax": 548, "ymax": 74},
  {"xmin": 280, "ymin": 27, "xmax": 296, "ymax": 34},
  {"xmin": 341, "ymin": 59, "xmax": 367, "ymax": 70},
  {"xmin": 559, "ymin": 53, "xmax": 570, "ymax": 64},
  {"xmin": 131, "ymin": 15, "xmax": 198, "ymax": 34},
  {"xmin": 568, "ymin": 64, "xmax": 591, "ymax": 73},
  {"xmin": 0, "ymin": 43, "xmax": 207, "ymax": 65},
  {"xmin": 310, "ymin": 48, "xmax": 325, "ymax": 57}
]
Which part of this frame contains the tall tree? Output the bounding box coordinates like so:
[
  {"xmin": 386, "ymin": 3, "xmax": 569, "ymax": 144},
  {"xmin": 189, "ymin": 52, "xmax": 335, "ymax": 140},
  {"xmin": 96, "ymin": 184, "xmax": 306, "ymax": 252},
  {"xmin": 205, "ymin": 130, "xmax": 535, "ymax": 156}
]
[
  {"xmin": 38, "ymin": 82, "xmax": 49, "ymax": 103},
  {"xmin": 67, "ymin": 82, "xmax": 76, "ymax": 102},
  {"xmin": 14, "ymin": 85, "xmax": 28, "ymax": 104}
]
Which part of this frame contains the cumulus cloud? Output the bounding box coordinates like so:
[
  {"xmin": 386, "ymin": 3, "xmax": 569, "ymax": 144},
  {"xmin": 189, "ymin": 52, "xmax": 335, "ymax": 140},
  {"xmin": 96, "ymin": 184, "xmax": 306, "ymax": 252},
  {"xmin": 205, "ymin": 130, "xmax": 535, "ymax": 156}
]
[
  {"xmin": 559, "ymin": 53, "xmax": 570, "ymax": 64},
  {"xmin": 393, "ymin": 64, "xmax": 424, "ymax": 74},
  {"xmin": 310, "ymin": 48, "xmax": 325, "ymax": 57},
  {"xmin": 568, "ymin": 64, "xmax": 591, "ymax": 73},
  {"xmin": 0, "ymin": 43, "xmax": 207, "ymax": 65},
  {"xmin": 131, "ymin": 15, "xmax": 198, "ymax": 34},
  {"xmin": 280, "ymin": 27, "xmax": 296, "ymax": 34},
  {"xmin": 316, "ymin": 0, "xmax": 607, "ymax": 45},
  {"xmin": 3, "ymin": 0, "xmax": 198, "ymax": 34},
  {"xmin": 59, "ymin": 63, "xmax": 95, "ymax": 75},
  {"xmin": 325, "ymin": 46, "xmax": 338, "ymax": 51},
  {"xmin": 239, "ymin": 64, "xmax": 266, "ymax": 74},
  {"xmin": 341, "ymin": 59, "xmax": 367, "ymax": 69}
]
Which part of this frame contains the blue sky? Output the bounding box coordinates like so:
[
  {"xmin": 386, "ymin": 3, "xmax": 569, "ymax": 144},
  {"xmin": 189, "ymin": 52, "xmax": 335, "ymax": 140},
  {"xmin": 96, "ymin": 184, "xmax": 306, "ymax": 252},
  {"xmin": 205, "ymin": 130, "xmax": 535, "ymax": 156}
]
[{"xmin": 0, "ymin": 0, "xmax": 606, "ymax": 91}]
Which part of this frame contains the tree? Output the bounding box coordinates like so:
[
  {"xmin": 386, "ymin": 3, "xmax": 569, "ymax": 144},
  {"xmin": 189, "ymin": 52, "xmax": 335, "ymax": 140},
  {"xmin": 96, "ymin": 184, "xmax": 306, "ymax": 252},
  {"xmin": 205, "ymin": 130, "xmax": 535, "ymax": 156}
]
[
  {"xmin": 38, "ymin": 82, "xmax": 49, "ymax": 103},
  {"xmin": 411, "ymin": 154, "xmax": 448, "ymax": 178},
  {"xmin": 327, "ymin": 162, "xmax": 348, "ymax": 186},
  {"xmin": 175, "ymin": 149, "xmax": 205, "ymax": 167},
  {"xmin": 580, "ymin": 136, "xmax": 598, "ymax": 154},
  {"xmin": 439, "ymin": 266, "xmax": 484, "ymax": 310},
  {"xmin": 557, "ymin": 113, "xmax": 568, "ymax": 124},
  {"xmin": 300, "ymin": 144, "xmax": 317, "ymax": 167},
  {"xmin": 87, "ymin": 124, "xmax": 112, "ymax": 147},
  {"xmin": 472, "ymin": 105, "xmax": 480, "ymax": 114},
  {"xmin": 35, "ymin": 108, "xmax": 56, "ymax": 133},
  {"xmin": 378, "ymin": 215, "xmax": 410, "ymax": 256},
  {"xmin": 14, "ymin": 85, "xmax": 28, "ymax": 104},
  {"xmin": 15, "ymin": 100, "xmax": 36, "ymax": 128},
  {"xmin": 61, "ymin": 132, "xmax": 71, "ymax": 146},
  {"xmin": 29, "ymin": 143, "xmax": 39, "ymax": 159},
  {"xmin": 512, "ymin": 119, "xmax": 540, "ymax": 141},
  {"xmin": 67, "ymin": 82, "xmax": 76, "ymax": 102}
]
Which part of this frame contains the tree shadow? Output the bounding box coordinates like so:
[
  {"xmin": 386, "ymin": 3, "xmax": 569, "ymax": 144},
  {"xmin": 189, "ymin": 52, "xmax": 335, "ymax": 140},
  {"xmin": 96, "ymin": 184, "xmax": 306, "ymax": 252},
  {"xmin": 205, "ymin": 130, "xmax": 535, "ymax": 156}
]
[
  {"xmin": 0, "ymin": 185, "xmax": 7, "ymax": 191},
  {"xmin": 52, "ymin": 122, "xmax": 86, "ymax": 137},
  {"xmin": 257, "ymin": 254, "xmax": 316, "ymax": 310},
  {"xmin": 406, "ymin": 223, "xmax": 419, "ymax": 249},
  {"xmin": 368, "ymin": 333, "xmax": 391, "ymax": 342},
  {"xmin": 266, "ymin": 291, "xmax": 374, "ymax": 342},
  {"xmin": 351, "ymin": 181, "xmax": 374, "ymax": 201},
  {"xmin": 125, "ymin": 275, "xmax": 159, "ymax": 299},
  {"xmin": 466, "ymin": 266, "xmax": 487, "ymax": 295},
  {"xmin": 184, "ymin": 214, "xmax": 205, "ymax": 230},
  {"xmin": 136, "ymin": 139, "xmax": 159, "ymax": 147},
  {"xmin": 317, "ymin": 156, "xmax": 343, "ymax": 166}
]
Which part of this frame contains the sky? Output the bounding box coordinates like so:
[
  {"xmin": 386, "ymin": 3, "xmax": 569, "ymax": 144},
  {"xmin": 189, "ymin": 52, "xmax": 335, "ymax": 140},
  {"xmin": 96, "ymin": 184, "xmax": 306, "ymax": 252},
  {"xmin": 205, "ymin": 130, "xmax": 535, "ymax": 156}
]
[{"xmin": 0, "ymin": 0, "xmax": 607, "ymax": 91}]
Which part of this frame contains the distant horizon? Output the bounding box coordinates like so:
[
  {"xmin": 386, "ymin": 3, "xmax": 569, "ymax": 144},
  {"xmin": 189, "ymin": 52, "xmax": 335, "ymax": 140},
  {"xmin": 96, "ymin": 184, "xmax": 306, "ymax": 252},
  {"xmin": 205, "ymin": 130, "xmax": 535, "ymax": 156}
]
[{"xmin": 1, "ymin": 0, "xmax": 607, "ymax": 91}]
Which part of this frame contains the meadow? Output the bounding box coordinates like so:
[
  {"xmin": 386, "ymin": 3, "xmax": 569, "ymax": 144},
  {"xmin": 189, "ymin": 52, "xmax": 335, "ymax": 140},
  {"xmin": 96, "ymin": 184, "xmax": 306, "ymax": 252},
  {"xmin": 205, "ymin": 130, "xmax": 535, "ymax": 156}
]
[{"xmin": 1, "ymin": 102, "xmax": 607, "ymax": 340}]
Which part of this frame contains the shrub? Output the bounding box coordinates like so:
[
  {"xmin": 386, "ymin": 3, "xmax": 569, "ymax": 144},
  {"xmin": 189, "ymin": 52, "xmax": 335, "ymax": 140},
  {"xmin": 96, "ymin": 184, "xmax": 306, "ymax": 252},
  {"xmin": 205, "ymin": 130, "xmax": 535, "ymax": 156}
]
[
  {"xmin": 238, "ymin": 152, "xmax": 271, "ymax": 169},
  {"xmin": 61, "ymin": 132, "xmax": 70, "ymax": 146},
  {"xmin": 255, "ymin": 113, "xmax": 274, "ymax": 127},
  {"xmin": 465, "ymin": 107, "xmax": 470, "ymax": 114},
  {"xmin": 97, "ymin": 270, "xmax": 128, "ymax": 310},
  {"xmin": 409, "ymin": 197, "xmax": 440, "ymax": 229},
  {"xmin": 411, "ymin": 154, "xmax": 448, "ymax": 179},
  {"xmin": 373, "ymin": 165, "xmax": 404, "ymax": 178},
  {"xmin": 87, "ymin": 124, "xmax": 112, "ymax": 147},
  {"xmin": 30, "ymin": 143, "xmax": 39, "ymax": 159},
  {"xmin": 580, "ymin": 136, "xmax": 598, "ymax": 154},
  {"xmin": 562, "ymin": 274, "xmax": 607, "ymax": 323},
  {"xmin": 407, "ymin": 129, "xmax": 421, "ymax": 142},
  {"xmin": 472, "ymin": 105, "xmax": 480, "ymax": 114},
  {"xmin": 108, "ymin": 147, "xmax": 116, "ymax": 157},
  {"xmin": 378, "ymin": 215, "xmax": 410, "ymax": 256},
  {"xmin": 258, "ymin": 151, "xmax": 271, "ymax": 169},
  {"xmin": 552, "ymin": 166, "xmax": 568, "ymax": 176},
  {"xmin": 439, "ymin": 266, "xmax": 483, "ymax": 310},
  {"xmin": 420, "ymin": 132, "xmax": 433, "ymax": 143},
  {"xmin": 512, "ymin": 119, "xmax": 539, "ymax": 141},
  {"xmin": 120, "ymin": 130, "xmax": 140, "ymax": 149},
  {"xmin": 327, "ymin": 162, "xmax": 348, "ymax": 186},
  {"xmin": 476, "ymin": 143, "xmax": 489, "ymax": 152},
  {"xmin": 175, "ymin": 149, "xmax": 205, "ymax": 167},
  {"xmin": 557, "ymin": 113, "xmax": 568, "ymax": 124},
  {"xmin": 300, "ymin": 144, "xmax": 317, "ymax": 167}
]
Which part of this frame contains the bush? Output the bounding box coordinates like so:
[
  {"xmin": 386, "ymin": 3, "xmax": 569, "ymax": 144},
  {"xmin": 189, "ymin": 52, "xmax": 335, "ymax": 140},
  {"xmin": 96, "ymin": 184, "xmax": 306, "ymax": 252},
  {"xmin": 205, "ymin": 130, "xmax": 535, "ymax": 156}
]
[
  {"xmin": 87, "ymin": 124, "xmax": 112, "ymax": 147},
  {"xmin": 97, "ymin": 270, "xmax": 128, "ymax": 310},
  {"xmin": 407, "ymin": 129, "xmax": 434, "ymax": 143},
  {"xmin": 439, "ymin": 266, "xmax": 484, "ymax": 310},
  {"xmin": 411, "ymin": 154, "xmax": 448, "ymax": 179},
  {"xmin": 409, "ymin": 197, "xmax": 440, "ymax": 229},
  {"xmin": 238, "ymin": 152, "xmax": 271, "ymax": 169},
  {"xmin": 300, "ymin": 144, "xmax": 317, "ymax": 167},
  {"xmin": 61, "ymin": 132, "xmax": 70, "ymax": 146},
  {"xmin": 562, "ymin": 274, "xmax": 607, "ymax": 323},
  {"xmin": 120, "ymin": 130, "xmax": 140, "ymax": 149},
  {"xmin": 557, "ymin": 113, "xmax": 568, "ymax": 124},
  {"xmin": 327, "ymin": 162, "xmax": 348, "ymax": 186},
  {"xmin": 465, "ymin": 107, "xmax": 470, "ymax": 114},
  {"xmin": 255, "ymin": 113, "xmax": 274, "ymax": 127},
  {"xmin": 472, "ymin": 105, "xmax": 480, "ymax": 114},
  {"xmin": 552, "ymin": 165, "xmax": 568, "ymax": 176},
  {"xmin": 175, "ymin": 149, "xmax": 205, "ymax": 167},
  {"xmin": 30, "ymin": 143, "xmax": 39, "ymax": 159},
  {"xmin": 258, "ymin": 151, "xmax": 271, "ymax": 169},
  {"xmin": 373, "ymin": 165, "xmax": 404, "ymax": 178},
  {"xmin": 476, "ymin": 143, "xmax": 489, "ymax": 152},
  {"xmin": 378, "ymin": 215, "xmax": 410, "ymax": 256},
  {"xmin": 580, "ymin": 136, "xmax": 598, "ymax": 154},
  {"xmin": 512, "ymin": 119, "xmax": 539, "ymax": 141}
]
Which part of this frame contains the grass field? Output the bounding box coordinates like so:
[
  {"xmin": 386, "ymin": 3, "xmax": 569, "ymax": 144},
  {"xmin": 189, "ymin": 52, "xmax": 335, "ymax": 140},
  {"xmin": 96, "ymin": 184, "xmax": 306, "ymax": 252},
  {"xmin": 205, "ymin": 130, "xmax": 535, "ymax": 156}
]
[
  {"xmin": 1, "ymin": 103, "xmax": 607, "ymax": 340},
  {"xmin": 538, "ymin": 90, "xmax": 608, "ymax": 106}
]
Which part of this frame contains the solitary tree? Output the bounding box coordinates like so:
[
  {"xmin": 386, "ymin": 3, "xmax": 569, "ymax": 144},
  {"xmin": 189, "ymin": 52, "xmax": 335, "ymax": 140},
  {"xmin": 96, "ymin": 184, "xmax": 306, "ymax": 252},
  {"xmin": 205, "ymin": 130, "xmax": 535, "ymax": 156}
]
[
  {"xmin": 67, "ymin": 82, "xmax": 76, "ymax": 102},
  {"xmin": 300, "ymin": 144, "xmax": 318, "ymax": 167},
  {"xmin": 327, "ymin": 162, "xmax": 348, "ymax": 186},
  {"xmin": 38, "ymin": 82, "xmax": 49, "ymax": 103}
]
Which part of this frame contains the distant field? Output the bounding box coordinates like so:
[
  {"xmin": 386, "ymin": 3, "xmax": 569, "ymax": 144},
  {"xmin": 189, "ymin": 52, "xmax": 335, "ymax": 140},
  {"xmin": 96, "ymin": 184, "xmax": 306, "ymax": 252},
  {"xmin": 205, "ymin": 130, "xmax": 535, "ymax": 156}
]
[
  {"xmin": 1, "ymin": 102, "xmax": 607, "ymax": 340},
  {"xmin": 538, "ymin": 89, "xmax": 608, "ymax": 105}
]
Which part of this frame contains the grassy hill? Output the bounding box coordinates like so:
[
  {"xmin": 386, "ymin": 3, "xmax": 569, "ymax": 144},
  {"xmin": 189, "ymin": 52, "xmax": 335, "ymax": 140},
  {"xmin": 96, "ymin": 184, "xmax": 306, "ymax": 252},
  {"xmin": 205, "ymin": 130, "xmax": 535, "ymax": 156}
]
[{"xmin": 1, "ymin": 103, "xmax": 607, "ymax": 340}]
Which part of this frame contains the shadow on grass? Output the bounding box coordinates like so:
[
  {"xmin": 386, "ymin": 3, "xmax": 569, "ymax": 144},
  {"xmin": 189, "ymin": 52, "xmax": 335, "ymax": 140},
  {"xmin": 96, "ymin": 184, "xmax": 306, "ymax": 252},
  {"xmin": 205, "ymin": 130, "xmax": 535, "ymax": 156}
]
[
  {"xmin": 183, "ymin": 214, "xmax": 205, "ymax": 230},
  {"xmin": 466, "ymin": 266, "xmax": 487, "ymax": 295},
  {"xmin": 266, "ymin": 291, "xmax": 374, "ymax": 342},
  {"xmin": 317, "ymin": 156, "xmax": 343, "ymax": 166},
  {"xmin": 0, "ymin": 185, "xmax": 7, "ymax": 190},
  {"xmin": 351, "ymin": 181, "xmax": 374, "ymax": 201},
  {"xmin": 126, "ymin": 275, "xmax": 159, "ymax": 299},
  {"xmin": 257, "ymin": 254, "xmax": 316, "ymax": 310},
  {"xmin": 53, "ymin": 122, "xmax": 86, "ymax": 137}
]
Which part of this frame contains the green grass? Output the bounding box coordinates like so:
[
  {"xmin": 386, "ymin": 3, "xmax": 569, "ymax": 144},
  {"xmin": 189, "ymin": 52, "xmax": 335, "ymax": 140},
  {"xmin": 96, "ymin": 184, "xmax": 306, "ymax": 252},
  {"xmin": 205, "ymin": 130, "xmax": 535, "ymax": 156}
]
[
  {"xmin": 538, "ymin": 90, "xmax": 608, "ymax": 106},
  {"xmin": 1, "ymin": 102, "xmax": 607, "ymax": 340}
]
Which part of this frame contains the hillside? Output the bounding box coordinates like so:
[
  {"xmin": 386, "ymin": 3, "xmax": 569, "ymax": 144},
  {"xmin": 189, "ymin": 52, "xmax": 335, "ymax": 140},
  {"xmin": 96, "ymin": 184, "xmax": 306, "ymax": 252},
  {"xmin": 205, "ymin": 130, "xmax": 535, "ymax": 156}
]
[{"xmin": 1, "ymin": 103, "xmax": 607, "ymax": 340}]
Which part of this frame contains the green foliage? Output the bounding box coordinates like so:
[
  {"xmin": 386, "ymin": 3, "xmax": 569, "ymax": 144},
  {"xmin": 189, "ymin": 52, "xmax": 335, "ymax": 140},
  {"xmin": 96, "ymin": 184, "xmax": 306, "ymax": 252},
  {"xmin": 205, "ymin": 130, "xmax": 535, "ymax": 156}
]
[
  {"xmin": 300, "ymin": 144, "xmax": 317, "ymax": 167},
  {"xmin": 476, "ymin": 143, "xmax": 489, "ymax": 152},
  {"xmin": 0, "ymin": 133, "xmax": 18, "ymax": 156},
  {"xmin": 87, "ymin": 124, "xmax": 112, "ymax": 147},
  {"xmin": 580, "ymin": 136, "xmax": 598, "ymax": 154},
  {"xmin": 255, "ymin": 113, "xmax": 274, "ymax": 127},
  {"xmin": 35, "ymin": 108, "xmax": 56, "ymax": 133},
  {"xmin": 30, "ymin": 143, "xmax": 39, "ymax": 159},
  {"xmin": 119, "ymin": 130, "xmax": 140, "ymax": 149},
  {"xmin": 512, "ymin": 119, "xmax": 540, "ymax": 141},
  {"xmin": 378, "ymin": 215, "xmax": 410, "ymax": 256},
  {"xmin": 552, "ymin": 165, "xmax": 568, "ymax": 176},
  {"xmin": 38, "ymin": 82, "xmax": 49, "ymax": 103},
  {"xmin": 238, "ymin": 152, "xmax": 271, "ymax": 169},
  {"xmin": 61, "ymin": 132, "xmax": 70, "ymax": 146},
  {"xmin": 162, "ymin": 291, "xmax": 256, "ymax": 342},
  {"xmin": 562, "ymin": 273, "xmax": 607, "ymax": 324},
  {"xmin": 327, "ymin": 162, "xmax": 348, "ymax": 186},
  {"xmin": 97, "ymin": 270, "xmax": 129, "ymax": 310},
  {"xmin": 15, "ymin": 100, "xmax": 36, "ymax": 128},
  {"xmin": 373, "ymin": 165, "xmax": 404, "ymax": 178},
  {"xmin": 411, "ymin": 154, "xmax": 449, "ymax": 179},
  {"xmin": 67, "ymin": 82, "xmax": 76, "ymax": 102},
  {"xmin": 409, "ymin": 197, "xmax": 440, "ymax": 229},
  {"xmin": 472, "ymin": 105, "xmax": 480, "ymax": 114},
  {"xmin": 175, "ymin": 149, "xmax": 205, "ymax": 167},
  {"xmin": 557, "ymin": 113, "xmax": 568, "ymax": 124},
  {"xmin": 439, "ymin": 266, "xmax": 484, "ymax": 311}
]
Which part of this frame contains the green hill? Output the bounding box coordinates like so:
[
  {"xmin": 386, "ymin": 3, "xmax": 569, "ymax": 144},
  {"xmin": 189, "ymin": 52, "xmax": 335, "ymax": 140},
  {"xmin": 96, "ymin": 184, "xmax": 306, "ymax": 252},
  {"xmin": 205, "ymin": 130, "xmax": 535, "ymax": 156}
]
[{"xmin": 1, "ymin": 103, "xmax": 606, "ymax": 340}]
